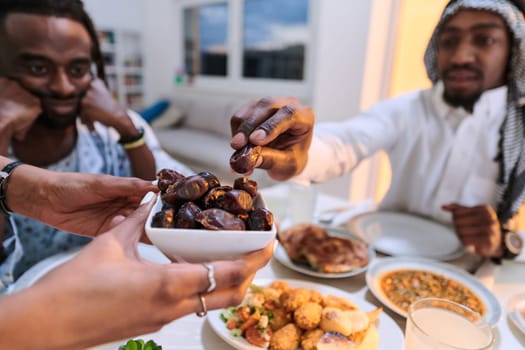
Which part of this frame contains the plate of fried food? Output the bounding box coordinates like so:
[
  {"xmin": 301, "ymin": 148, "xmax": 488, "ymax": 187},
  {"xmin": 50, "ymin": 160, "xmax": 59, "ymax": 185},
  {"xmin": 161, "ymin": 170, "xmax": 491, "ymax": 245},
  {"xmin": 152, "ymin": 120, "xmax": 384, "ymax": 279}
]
[
  {"xmin": 366, "ymin": 257, "xmax": 501, "ymax": 326},
  {"xmin": 274, "ymin": 223, "xmax": 374, "ymax": 278},
  {"xmin": 208, "ymin": 278, "xmax": 404, "ymax": 350}
]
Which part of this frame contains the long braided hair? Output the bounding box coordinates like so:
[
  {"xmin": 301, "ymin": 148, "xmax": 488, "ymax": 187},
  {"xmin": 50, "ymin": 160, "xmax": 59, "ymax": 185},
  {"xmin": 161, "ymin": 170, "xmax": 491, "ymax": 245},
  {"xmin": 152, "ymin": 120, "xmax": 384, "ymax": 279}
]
[{"xmin": 0, "ymin": 0, "xmax": 106, "ymax": 83}]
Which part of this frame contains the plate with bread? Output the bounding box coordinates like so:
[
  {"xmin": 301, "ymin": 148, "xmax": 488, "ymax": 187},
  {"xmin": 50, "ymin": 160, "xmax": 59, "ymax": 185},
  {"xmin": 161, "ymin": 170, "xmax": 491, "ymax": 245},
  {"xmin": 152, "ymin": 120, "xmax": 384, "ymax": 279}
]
[
  {"xmin": 208, "ymin": 278, "xmax": 404, "ymax": 350},
  {"xmin": 275, "ymin": 223, "xmax": 375, "ymax": 278}
]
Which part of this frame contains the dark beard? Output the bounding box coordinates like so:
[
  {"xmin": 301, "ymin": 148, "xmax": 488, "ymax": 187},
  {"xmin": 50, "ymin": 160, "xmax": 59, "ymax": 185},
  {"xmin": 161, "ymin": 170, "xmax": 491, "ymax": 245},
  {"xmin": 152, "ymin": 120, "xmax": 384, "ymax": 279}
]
[
  {"xmin": 27, "ymin": 88, "xmax": 84, "ymax": 129},
  {"xmin": 443, "ymin": 90, "xmax": 482, "ymax": 112},
  {"xmin": 441, "ymin": 64, "xmax": 483, "ymax": 112},
  {"xmin": 36, "ymin": 111, "xmax": 78, "ymax": 129}
]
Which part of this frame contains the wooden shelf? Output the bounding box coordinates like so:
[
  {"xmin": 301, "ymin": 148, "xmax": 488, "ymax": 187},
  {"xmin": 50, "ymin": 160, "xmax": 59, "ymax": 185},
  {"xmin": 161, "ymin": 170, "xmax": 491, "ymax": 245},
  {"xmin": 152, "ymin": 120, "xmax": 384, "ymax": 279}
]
[{"xmin": 98, "ymin": 28, "xmax": 144, "ymax": 110}]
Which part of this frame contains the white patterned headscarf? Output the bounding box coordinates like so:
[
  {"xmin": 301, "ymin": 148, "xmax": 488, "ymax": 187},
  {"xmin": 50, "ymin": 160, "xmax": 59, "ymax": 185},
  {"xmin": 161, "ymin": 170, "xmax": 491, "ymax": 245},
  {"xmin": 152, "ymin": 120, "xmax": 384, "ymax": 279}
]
[{"xmin": 424, "ymin": 0, "xmax": 525, "ymax": 224}]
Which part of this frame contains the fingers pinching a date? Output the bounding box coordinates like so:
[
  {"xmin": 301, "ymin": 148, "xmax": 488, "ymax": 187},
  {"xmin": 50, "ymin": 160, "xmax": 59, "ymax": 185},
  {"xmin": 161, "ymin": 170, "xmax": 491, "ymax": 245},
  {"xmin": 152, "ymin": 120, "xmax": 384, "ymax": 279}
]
[{"xmin": 230, "ymin": 144, "xmax": 262, "ymax": 174}]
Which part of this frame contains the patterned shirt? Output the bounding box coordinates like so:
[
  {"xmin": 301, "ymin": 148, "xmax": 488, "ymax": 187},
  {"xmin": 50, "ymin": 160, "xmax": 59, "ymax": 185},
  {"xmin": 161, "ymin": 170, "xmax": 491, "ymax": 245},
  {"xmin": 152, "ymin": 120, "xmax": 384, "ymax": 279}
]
[{"xmin": 0, "ymin": 111, "xmax": 193, "ymax": 292}]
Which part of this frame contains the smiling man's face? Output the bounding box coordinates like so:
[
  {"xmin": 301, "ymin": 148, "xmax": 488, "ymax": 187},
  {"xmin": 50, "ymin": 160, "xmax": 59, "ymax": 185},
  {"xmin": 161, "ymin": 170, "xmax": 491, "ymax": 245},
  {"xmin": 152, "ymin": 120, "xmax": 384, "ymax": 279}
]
[
  {"xmin": 437, "ymin": 9, "xmax": 511, "ymax": 110},
  {"xmin": 1, "ymin": 13, "xmax": 93, "ymax": 128}
]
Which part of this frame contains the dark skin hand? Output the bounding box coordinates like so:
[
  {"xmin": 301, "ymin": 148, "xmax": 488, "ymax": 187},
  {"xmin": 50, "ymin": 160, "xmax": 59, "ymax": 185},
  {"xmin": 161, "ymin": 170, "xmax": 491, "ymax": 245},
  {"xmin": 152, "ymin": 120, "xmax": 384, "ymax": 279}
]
[
  {"xmin": 1, "ymin": 199, "xmax": 275, "ymax": 349},
  {"xmin": 230, "ymin": 97, "xmax": 314, "ymax": 181},
  {"xmin": 5, "ymin": 163, "xmax": 158, "ymax": 237},
  {"xmin": 0, "ymin": 77, "xmax": 41, "ymax": 143},
  {"xmin": 80, "ymin": 78, "xmax": 137, "ymax": 135},
  {"xmin": 80, "ymin": 78, "xmax": 156, "ymax": 180},
  {"xmin": 442, "ymin": 203, "xmax": 503, "ymax": 258}
]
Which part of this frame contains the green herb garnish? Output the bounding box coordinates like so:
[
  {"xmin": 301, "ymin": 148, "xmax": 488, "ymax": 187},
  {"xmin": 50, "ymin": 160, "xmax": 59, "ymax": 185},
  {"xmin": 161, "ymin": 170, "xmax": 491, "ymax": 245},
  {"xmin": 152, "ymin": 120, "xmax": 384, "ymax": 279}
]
[{"xmin": 118, "ymin": 339, "xmax": 162, "ymax": 350}]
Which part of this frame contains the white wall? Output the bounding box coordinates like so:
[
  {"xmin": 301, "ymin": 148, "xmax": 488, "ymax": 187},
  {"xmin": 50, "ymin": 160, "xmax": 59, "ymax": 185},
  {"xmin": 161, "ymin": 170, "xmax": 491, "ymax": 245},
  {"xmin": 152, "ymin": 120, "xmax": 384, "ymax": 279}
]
[
  {"xmin": 83, "ymin": 0, "xmax": 392, "ymax": 118},
  {"xmin": 308, "ymin": 0, "xmax": 370, "ymax": 199},
  {"xmin": 83, "ymin": 0, "xmax": 144, "ymax": 32},
  {"xmin": 140, "ymin": 0, "xmax": 388, "ymax": 115},
  {"xmin": 347, "ymin": 0, "xmax": 399, "ymax": 204},
  {"xmin": 311, "ymin": 1, "xmax": 371, "ymax": 122},
  {"xmin": 143, "ymin": 0, "xmax": 316, "ymax": 105},
  {"xmin": 85, "ymin": 0, "xmax": 396, "ymax": 202},
  {"xmin": 308, "ymin": 0, "xmax": 397, "ymax": 201},
  {"xmin": 142, "ymin": 0, "xmax": 179, "ymax": 104}
]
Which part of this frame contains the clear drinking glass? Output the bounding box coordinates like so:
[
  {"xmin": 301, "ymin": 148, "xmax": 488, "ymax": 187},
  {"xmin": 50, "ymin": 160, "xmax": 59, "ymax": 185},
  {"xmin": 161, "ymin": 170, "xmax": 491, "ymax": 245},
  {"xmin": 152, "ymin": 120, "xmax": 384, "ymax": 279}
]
[
  {"xmin": 287, "ymin": 182, "xmax": 317, "ymax": 225},
  {"xmin": 404, "ymin": 298, "xmax": 495, "ymax": 350}
]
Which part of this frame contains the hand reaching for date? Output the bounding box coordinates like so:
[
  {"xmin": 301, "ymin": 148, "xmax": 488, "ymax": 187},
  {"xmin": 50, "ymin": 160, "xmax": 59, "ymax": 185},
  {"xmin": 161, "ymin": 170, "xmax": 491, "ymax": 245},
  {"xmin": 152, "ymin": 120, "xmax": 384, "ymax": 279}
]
[{"xmin": 230, "ymin": 97, "xmax": 314, "ymax": 181}]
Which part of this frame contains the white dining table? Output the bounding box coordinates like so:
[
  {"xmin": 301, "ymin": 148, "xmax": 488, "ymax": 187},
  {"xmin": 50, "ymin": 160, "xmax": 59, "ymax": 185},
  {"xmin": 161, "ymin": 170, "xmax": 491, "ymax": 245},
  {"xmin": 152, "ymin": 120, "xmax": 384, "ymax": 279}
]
[
  {"xmin": 10, "ymin": 186, "xmax": 525, "ymax": 350},
  {"xmin": 86, "ymin": 188, "xmax": 525, "ymax": 350},
  {"xmin": 88, "ymin": 246, "xmax": 525, "ymax": 350}
]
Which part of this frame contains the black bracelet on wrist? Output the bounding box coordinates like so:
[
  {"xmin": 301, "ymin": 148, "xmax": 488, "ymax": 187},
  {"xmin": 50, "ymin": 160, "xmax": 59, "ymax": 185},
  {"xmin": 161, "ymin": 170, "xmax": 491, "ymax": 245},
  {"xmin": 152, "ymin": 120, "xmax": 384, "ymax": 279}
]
[
  {"xmin": 118, "ymin": 126, "xmax": 145, "ymax": 145},
  {"xmin": 0, "ymin": 160, "xmax": 24, "ymax": 216}
]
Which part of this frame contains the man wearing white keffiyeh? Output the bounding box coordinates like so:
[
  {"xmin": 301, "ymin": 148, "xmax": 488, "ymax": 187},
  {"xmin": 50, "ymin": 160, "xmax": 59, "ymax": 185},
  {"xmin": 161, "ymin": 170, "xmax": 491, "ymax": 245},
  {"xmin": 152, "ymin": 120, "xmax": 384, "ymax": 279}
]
[
  {"xmin": 423, "ymin": 0, "xmax": 525, "ymax": 259},
  {"xmin": 231, "ymin": 0, "xmax": 525, "ymax": 259}
]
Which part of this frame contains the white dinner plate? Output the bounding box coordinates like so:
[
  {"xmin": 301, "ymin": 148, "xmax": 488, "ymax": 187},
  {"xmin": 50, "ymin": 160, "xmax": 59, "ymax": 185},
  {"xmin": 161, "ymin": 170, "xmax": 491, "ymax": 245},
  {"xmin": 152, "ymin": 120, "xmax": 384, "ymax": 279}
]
[
  {"xmin": 365, "ymin": 257, "xmax": 501, "ymax": 326},
  {"xmin": 208, "ymin": 278, "xmax": 404, "ymax": 350},
  {"xmin": 273, "ymin": 226, "xmax": 375, "ymax": 278},
  {"xmin": 349, "ymin": 211, "xmax": 464, "ymax": 261},
  {"xmin": 508, "ymin": 293, "xmax": 525, "ymax": 335}
]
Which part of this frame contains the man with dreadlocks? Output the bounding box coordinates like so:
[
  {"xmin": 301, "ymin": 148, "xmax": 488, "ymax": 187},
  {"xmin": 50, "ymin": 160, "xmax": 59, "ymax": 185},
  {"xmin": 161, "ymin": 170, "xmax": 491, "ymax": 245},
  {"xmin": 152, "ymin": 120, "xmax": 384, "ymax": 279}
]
[
  {"xmin": 231, "ymin": 0, "xmax": 525, "ymax": 260},
  {"xmin": 0, "ymin": 0, "xmax": 192, "ymax": 289}
]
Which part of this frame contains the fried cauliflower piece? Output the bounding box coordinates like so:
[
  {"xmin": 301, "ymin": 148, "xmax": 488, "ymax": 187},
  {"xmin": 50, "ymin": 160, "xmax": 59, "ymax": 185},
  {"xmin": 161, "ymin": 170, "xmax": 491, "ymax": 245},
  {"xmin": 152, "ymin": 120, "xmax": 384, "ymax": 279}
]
[
  {"xmin": 262, "ymin": 287, "xmax": 283, "ymax": 302},
  {"xmin": 294, "ymin": 302, "xmax": 323, "ymax": 330},
  {"xmin": 280, "ymin": 287, "xmax": 311, "ymax": 312},
  {"xmin": 301, "ymin": 328, "xmax": 325, "ymax": 350},
  {"xmin": 269, "ymin": 280, "xmax": 290, "ymax": 292},
  {"xmin": 269, "ymin": 323, "xmax": 302, "ymax": 350},
  {"xmin": 309, "ymin": 289, "xmax": 324, "ymax": 304},
  {"xmin": 270, "ymin": 307, "xmax": 292, "ymax": 331}
]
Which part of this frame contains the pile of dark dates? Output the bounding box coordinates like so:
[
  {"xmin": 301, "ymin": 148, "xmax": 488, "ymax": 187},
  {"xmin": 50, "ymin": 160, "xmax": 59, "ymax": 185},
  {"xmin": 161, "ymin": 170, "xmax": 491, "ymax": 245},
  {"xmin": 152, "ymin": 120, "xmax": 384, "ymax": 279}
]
[{"xmin": 151, "ymin": 168, "xmax": 274, "ymax": 231}]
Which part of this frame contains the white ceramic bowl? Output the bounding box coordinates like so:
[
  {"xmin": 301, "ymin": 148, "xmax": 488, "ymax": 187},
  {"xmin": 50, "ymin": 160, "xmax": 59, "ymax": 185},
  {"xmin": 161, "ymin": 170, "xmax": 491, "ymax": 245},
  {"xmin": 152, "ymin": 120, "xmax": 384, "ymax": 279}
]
[{"xmin": 145, "ymin": 193, "xmax": 276, "ymax": 262}]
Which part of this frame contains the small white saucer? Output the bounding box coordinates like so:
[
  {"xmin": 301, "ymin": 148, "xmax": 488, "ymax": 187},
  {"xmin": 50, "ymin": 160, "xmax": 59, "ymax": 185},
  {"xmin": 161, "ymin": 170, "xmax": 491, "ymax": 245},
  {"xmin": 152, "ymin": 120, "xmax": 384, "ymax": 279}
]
[{"xmin": 508, "ymin": 293, "xmax": 525, "ymax": 335}]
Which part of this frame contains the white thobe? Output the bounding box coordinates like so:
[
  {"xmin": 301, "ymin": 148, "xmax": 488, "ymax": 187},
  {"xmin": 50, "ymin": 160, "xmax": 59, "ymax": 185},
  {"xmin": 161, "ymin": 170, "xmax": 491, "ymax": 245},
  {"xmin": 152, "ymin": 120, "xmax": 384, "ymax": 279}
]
[{"xmin": 297, "ymin": 82, "xmax": 507, "ymax": 224}]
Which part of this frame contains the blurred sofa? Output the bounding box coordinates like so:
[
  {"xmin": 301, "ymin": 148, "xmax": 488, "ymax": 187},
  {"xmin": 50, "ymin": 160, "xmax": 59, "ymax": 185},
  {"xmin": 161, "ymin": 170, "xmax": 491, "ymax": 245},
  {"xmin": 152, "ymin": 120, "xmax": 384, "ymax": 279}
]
[{"xmin": 151, "ymin": 90, "xmax": 276, "ymax": 187}]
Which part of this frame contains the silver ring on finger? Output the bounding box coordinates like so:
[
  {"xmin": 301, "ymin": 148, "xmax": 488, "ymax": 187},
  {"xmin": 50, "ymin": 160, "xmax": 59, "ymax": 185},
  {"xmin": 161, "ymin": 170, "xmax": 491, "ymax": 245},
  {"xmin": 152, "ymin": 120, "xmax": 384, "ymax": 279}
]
[
  {"xmin": 196, "ymin": 293, "xmax": 207, "ymax": 317},
  {"xmin": 202, "ymin": 263, "xmax": 216, "ymax": 293}
]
